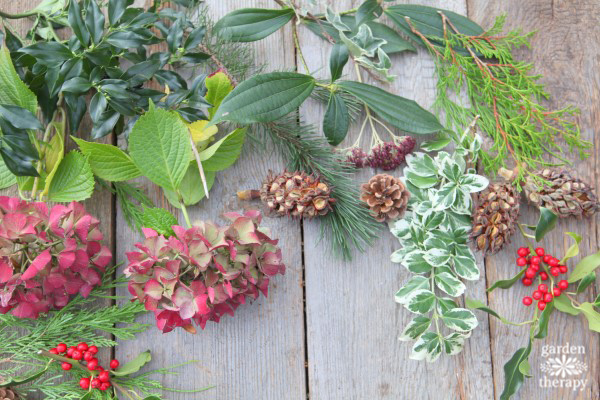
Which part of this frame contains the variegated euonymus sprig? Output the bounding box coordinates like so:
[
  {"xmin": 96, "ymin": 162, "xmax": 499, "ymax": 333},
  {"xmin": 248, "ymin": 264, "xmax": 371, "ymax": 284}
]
[{"xmin": 390, "ymin": 134, "xmax": 489, "ymax": 362}]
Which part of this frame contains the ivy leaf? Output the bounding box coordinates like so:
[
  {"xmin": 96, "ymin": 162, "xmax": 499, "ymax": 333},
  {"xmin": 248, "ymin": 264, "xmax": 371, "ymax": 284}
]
[
  {"xmin": 499, "ymin": 339, "xmax": 532, "ymax": 400},
  {"xmin": 47, "ymin": 151, "xmax": 94, "ymax": 202},
  {"xmin": 111, "ymin": 350, "xmax": 152, "ymax": 377},
  {"xmin": 164, "ymin": 164, "xmax": 215, "ymax": 208},
  {"xmin": 487, "ymin": 269, "xmax": 526, "ymax": 292},
  {"xmin": 205, "ymin": 71, "xmax": 234, "ymax": 119},
  {"xmin": 323, "ymin": 92, "xmax": 349, "ymax": 146},
  {"xmin": 338, "ymin": 81, "xmax": 443, "ymax": 134},
  {"xmin": 199, "ymin": 128, "xmax": 246, "ymax": 171},
  {"xmin": 214, "ymin": 8, "xmax": 294, "ymax": 42},
  {"xmin": 140, "ymin": 208, "xmax": 178, "ymax": 236},
  {"xmin": 329, "ymin": 43, "xmax": 349, "ymax": 82},
  {"xmin": 441, "ymin": 308, "xmax": 478, "ymax": 332},
  {"xmin": 128, "ymin": 104, "xmax": 191, "ymax": 191},
  {"xmin": 399, "ymin": 316, "xmax": 430, "ymax": 341},
  {"xmin": 73, "ymin": 137, "xmax": 141, "ymax": 182},
  {"xmin": 535, "ymin": 207, "xmax": 557, "ymax": 241},
  {"xmin": 212, "ymin": 72, "xmax": 315, "ymax": 124},
  {"xmin": 568, "ymin": 251, "xmax": 600, "ymax": 283},
  {"xmin": 534, "ymin": 301, "xmax": 554, "ymax": 339}
]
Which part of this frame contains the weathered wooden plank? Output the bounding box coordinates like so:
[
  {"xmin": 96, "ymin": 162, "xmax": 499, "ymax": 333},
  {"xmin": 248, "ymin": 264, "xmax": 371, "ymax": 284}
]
[
  {"xmin": 467, "ymin": 1, "xmax": 600, "ymax": 399},
  {"xmin": 300, "ymin": 1, "xmax": 494, "ymax": 399},
  {"xmin": 114, "ymin": 1, "xmax": 306, "ymax": 399}
]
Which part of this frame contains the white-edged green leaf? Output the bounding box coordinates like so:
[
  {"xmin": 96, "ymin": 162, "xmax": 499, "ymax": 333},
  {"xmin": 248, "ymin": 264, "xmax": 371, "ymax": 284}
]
[
  {"xmin": 436, "ymin": 182, "xmax": 458, "ymax": 209},
  {"xmin": 399, "ymin": 316, "xmax": 430, "ymax": 341},
  {"xmin": 405, "ymin": 153, "xmax": 437, "ymax": 177},
  {"xmin": 460, "ymin": 174, "xmax": 488, "ymax": 192},
  {"xmin": 441, "ymin": 308, "xmax": 478, "ymax": 332},
  {"xmin": 404, "ymin": 251, "xmax": 434, "ymax": 274},
  {"xmin": 443, "ymin": 332, "xmax": 468, "ymax": 355},
  {"xmin": 405, "ymin": 171, "xmax": 438, "ymax": 189},
  {"xmin": 410, "ymin": 331, "xmax": 443, "ymax": 362},
  {"xmin": 421, "ymin": 137, "xmax": 451, "ymax": 152},
  {"xmin": 453, "ymin": 255, "xmax": 480, "ymax": 280},
  {"xmin": 423, "ymin": 248, "xmax": 450, "ymax": 266},
  {"xmin": 394, "ymin": 275, "xmax": 429, "ymax": 305},
  {"xmin": 47, "ymin": 151, "xmax": 94, "ymax": 202},
  {"xmin": 435, "ymin": 271, "xmax": 465, "ymax": 297},
  {"xmin": 405, "ymin": 289, "xmax": 435, "ymax": 314},
  {"xmin": 73, "ymin": 137, "xmax": 141, "ymax": 181}
]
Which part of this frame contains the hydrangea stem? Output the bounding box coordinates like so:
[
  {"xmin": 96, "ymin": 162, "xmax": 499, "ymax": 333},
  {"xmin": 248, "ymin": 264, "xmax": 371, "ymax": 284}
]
[{"xmin": 179, "ymin": 201, "xmax": 192, "ymax": 228}]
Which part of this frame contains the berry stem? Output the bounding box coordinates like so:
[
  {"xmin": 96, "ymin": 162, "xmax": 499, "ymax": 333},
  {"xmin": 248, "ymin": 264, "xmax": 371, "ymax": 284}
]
[
  {"xmin": 517, "ymin": 223, "xmax": 535, "ymax": 250},
  {"xmin": 37, "ymin": 350, "xmax": 89, "ymax": 372}
]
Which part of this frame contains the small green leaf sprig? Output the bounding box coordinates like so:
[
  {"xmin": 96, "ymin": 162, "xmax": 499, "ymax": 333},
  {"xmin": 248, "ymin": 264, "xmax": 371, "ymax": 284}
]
[{"xmin": 390, "ymin": 130, "xmax": 489, "ymax": 362}]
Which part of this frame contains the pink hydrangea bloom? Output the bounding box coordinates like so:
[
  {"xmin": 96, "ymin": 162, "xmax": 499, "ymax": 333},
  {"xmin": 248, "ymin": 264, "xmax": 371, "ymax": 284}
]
[
  {"xmin": 124, "ymin": 210, "xmax": 285, "ymax": 333},
  {"xmin": 0, "ymin": 197, "xmax": 111, "ymax": 318}
]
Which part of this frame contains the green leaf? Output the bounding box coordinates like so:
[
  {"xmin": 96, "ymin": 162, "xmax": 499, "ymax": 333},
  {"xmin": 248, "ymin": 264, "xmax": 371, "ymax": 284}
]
[
  {"xmin": 576, "ymin": 273, "xmax": 595, "ymax": 294},
  {"xmin": 410, "ymin": 331, "xmax": 443, "ymax": 362},
  {"xmin": 553, "ymin": 295, "xmax": 581, "ymax": 316},
  {"xmin": 61, "ymin": 77, "xmax": 92, "ymax": 94},
  {"xmin": 41, "ymin": 121, "xmax": 65, "ymax": 198},
  {"xmin": 108, "ymin": 0, "xmax": 132, "ymax": 25},
  {"xmin": 0, "ymin": 47, "xmax": 37, "ymax": 115},
  {"xmin": 405, "ymin": 289, "xmax": 435, "ymax": 314},
  {"xmin": 466, "ymin": 298, "xmax": 518, "ymax": 325},
  {"xmin": 355, "ymin": 0, "xmax": 383, "ymax": 26},
  {"xmin": 205, "ymin": 71, "xmax": 234, "ymax": 119},
  {"xmin": 394, "ymin": 275, "xmax": 429, "ymax": 305},
  {"xmin": 0, "ymin": 366, "xmax": 49, "ymax": 388},
  {"xmin": 561, "ymin": 232, "xmax": 582, "ymax": 263},
  {"xmin": 47, "ymin": 151, "xmax": 94, "ymax": 202},
  {"xmin": 164, "ymin": 164, "xmax": 215, "ymax": 208},
  {"xmin": 140, "ymin": 208, "xmax": 178, "ymax": 236},
  {"xmin": 0, "ymin": 156, "xmax": 16, "ymax": 189},
  {"xmin": 91, "ymin": 110, "xmax": 120, "ymax": 139},
  {"xmin": 73, "ymin": 137, "xmax": 141, "ymax": 182},
  {"xmin": 499, "ymin": 339, "xmax": 532, "ymax": 400},
  {"xmin": 441, "ymin": 308, "xmax": 478, "ymax": 332},
  {"xmin": 199, "ymin": 128, "xmax": 246, "ymax": 171},
  {"xmin": 0, "ymin": 105, "xmax": 42, "ymax": 130},
  {"xmin": 212, "ymin": 72, "xmax": 315, "ymax": 124},
  {"xmin": 534, "ymin": 301, "xmax": 554, "ymax": 339},
  {"xmin": 573, "ymin": 302, "xmax": 600, "ymax": 333},
  {"xmin": 453, "ymin": 255, "xmax": 479, "ymax": 280},
  {"xmin": 421, "ymin": 137, "xmax": 451, "ymax": 152},
  {"xmin": 80, "ymin": 393, "xmax": 92, "ymax": 400},
  {"xmin": 129, "ymin": 105, "xmax": 191, "ymax": 191},
  {"xmin": 214, "ymin": 8, "xmax": 294, "ymax": 42},
  {"xmin": 323, "ymin": 92, "xmax": 349, "ymax": 146},
  {"xmin": 487, "ymin": 269, "xmax": 525, "ymax": 292},
  {"xmin": 338, "ymin": 81, "xmax": 442, "ymax": 134},
  {"xmin": 111, "ymin": 350, "xmax": 152, "ymax": 377},
  {"xmin": 568, "ymin": 251, "xmax": 600, "ymax": 283},
  {"xmin": 329, "ymin": 43, "xmax": 349, "ymax": 82},
  {"xmin": 184, "ymin": 26, "xmax": 206, "ymax": 50},
  {"xmin": 68, "ymin": 0, "xmax": 90, "ymax": 46},
  {"xmin": 399, "ymin": 316, "xmax": 430, "ymax": 341},
  {"xmin": 20, "ymin": 42, "xmax": 72, "ymax": 66},
  {"xmin": 535, "ymin": 207, "xmax": 557, "ymax": 242},
  {"xmin": 434, "ymin": 271, "xmax": 465, "ymax": 297},
  {"xmin": 85, "ymin": 0, "xmax": 105, "ymax": 45}
]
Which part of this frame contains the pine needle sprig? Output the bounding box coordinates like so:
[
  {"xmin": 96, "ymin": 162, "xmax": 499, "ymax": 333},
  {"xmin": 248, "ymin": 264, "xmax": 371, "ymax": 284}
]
[
  {"xmin": 412, "ymin": 14, "xmax": 591, "ymax": 186},
  {"xmin": 253, "ymin": 115, "xmax": 381, "ymax": 259},
  {"xmin": 110, "ymin": 181, "xmax": 155, "ymax": 233}
]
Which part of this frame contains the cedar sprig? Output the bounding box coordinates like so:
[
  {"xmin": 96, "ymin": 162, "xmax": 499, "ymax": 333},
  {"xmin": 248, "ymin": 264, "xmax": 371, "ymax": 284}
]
[{"xmin": 413, "ymin": 14, "xmax": 591, "ymax": 186}]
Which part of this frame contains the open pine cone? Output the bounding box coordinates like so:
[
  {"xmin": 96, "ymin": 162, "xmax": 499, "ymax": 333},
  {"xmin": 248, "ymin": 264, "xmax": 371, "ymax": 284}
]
[
  {"xmin": 0, "ymin": 388, "xmax": 19, "ymax": 400},
  {"xmin": 471, "ymin": 182, "xmax": 520, "ymax": 254},
  {"xmin": 360, "ymin": 174, "xmax": 409, "ymax": 222},
  {"xmin": 259, "ymin": 171, "xmax": 335, "ymax": 218},
  {"xmin": 523, "ymin": 168, "xmax": 600, "ymax": 218}
]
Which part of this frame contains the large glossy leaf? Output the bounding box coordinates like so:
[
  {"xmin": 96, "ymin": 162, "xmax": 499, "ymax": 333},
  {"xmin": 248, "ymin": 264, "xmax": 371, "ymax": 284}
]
[
  {"xmin": 212, "ymin": 72, "xmax": 315, "ymax": 124},
  {"xmin": 535, "ymin": 207, "xmax": 557, "ymax": 241},
  {"xmin": 108, "ymin": 0, "xmax": 133, "ymax": 26},
  {"xmin": 0, "ymin": 47, "xmax": 37, "ymax": 114},
  {"xmin": 128, "ymin": 104, "xmax": 191, "ymax": 191},
  {"xmin": 329, "ymin": 43, "xmax": 349, "ymax": 82},
  {"xmin": 73, "ymin": 137, "xmax": 142, "ymax": 182},
  {"xmin": 0, "ymin": 105, "xmax": 42, "ymax": 130},
  {"xmin": 323, "ymin": 92, "xmax": 349, "ymax": 146},
  {"xmin": 499, "ymin": 339, "xmax": 532, "ymax": 400},
  {"xmin": 338, "ymin": 81, "xmax": 443, "ymax": 134},
  {"xmin": 20, "ymin": 42, "xmax": 73, "ymax": 66},
  {"xmin": 214, "ymin": 8, "xmax": 294, "ymax": 42},
  {"xmin": 47, "ymin": 151, "xmax": 94, "ymax": 202},
  {"xmin": 85, "ymin": 0, "xmax": 105, "ymax": 45},
  {"xmin": 487, "ymin": 269, "xmax": 525, "ymax": 292},
  {"xmin": 68, "ymin": 0, "xmax": 90, "ymax": 46}
]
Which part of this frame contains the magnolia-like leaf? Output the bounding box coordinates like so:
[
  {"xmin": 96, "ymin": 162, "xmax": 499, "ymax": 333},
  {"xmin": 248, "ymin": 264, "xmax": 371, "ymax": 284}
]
[
  {"xmin": 0, "ymin": 365, "xmax": 49, "ymax": 388},
  {"xmin": 199, "ymin": 128, "xmax": 246, "ymax": 171},
  {"xmin": 129, "ymin": 105, "xmax": 191, "ymax": 191},
  {"xmin": 568, "ymin": 251, "xmax": 600, "ymax": 283},
  {"xmin": 74, "ymin": 137, "xmax": 141, "ymax": 182},
  {"xmin": 487, "ymin": 269, "xmax": 525, "ymax": 292},
  {"xmin": 499, "ymin": 340, "xmax": 532, "ymax": 400},
  {"xmin": 47, "ymin": 151, "xmax": 94, "ymax": 202},
  {"xmin": 338, "ymin": 81, "xmax": 443, "ymax": 134},
  {"xmin": 205, "ymin": 71, "xmax": 234, "ymax": 119},
  {"xmin": 394, "ymin": 275, "xmax": 429, "ymax": 305},
  {"xmin": 140, "ymin": 208, "xmax": 178, "ymax": 237},
  {"xmin": 214, "ymin": 8, "xmax": 294, "ymax": 42},
  {"xmin": 323, "ymin": 92, "xmax": 349, "ymax": 146},
  {"xmin": 212, "ymin": 72, "xmax": 315, "ymax": 124},
  {"xmin": 405, "ymin": 289, "xmax": 436, "ymax": 314},
  {"xmin": 164, "ymin": 165, "xmax": 215, "ymax": 208},
  {"xmin": 329, "ymin": 43, "xmax": 349, "ymax": 82},
  {"xmin": 535, "ymin": 207, "xmax": 557, "ymax": 242},
  {"xmin": 441, "ymin": 308, "xmax": 478, "ymax": 332},
  {"xmin": 111, "ymin": 350, "xmax": 152, "ymax": 376},
  {"xmin": 399, "ymin": 316, "xmax": 430, "ymax": 341}
]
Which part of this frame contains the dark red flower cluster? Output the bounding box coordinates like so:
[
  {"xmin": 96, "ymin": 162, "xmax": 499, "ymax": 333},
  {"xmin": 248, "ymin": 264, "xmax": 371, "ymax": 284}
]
[
  {"xmin": 345, "ymin": 137, "xmax": 416, "ymax": 171},
  {"xmin": 0, "ymin": 198, "xmax": 111, "ymax": 318}
]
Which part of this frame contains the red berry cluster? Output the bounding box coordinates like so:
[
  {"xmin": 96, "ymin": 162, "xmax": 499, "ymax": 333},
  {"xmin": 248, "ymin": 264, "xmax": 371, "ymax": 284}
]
[
  {"xmin": 516, "ymin": 247, "xmax": 570, "ymax": 310},
  {"xmin": 47, "ymin": 342, "xmax": 119, "ymax": 391}
]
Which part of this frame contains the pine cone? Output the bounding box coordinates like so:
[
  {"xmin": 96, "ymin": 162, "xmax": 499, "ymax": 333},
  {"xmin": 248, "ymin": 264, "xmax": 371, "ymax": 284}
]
[
  {"xmin": 0, "ymin": 388, "xmax": 19, "ymax": 400},
  {"xmin": 471, "ymin": 183, "xmax": 520, "ymax": 254},
  {"xmin": 360, "ymin": 174, "xmax": 409, "ymax": 222},
  {"xmin": 523, "ymin": 169, "xmax": 600, "ymax": 218},
  {"xmin": 260, "ymin": 171, "xmax": 335, "ymax": 218}
]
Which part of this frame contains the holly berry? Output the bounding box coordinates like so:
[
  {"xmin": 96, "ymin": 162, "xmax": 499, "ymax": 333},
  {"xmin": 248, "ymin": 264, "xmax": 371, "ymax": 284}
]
[
  {"xmin": 532, "ymin": 290, "xmax": 542, "ymax": 300},
  {"xmin": 522, "ymin": 278, "xmax": 533, "ymax": 286},
  {"xmin": 517, "ymin": 257, "xmax": 528, "ymax": 267},
  {"xmin": 540, "ymin": 271, "xmax": 549, "ymax": 280},
  {"xmin": 522, "ymin": 296, "xmax": 533, "ymax": 306},
  {"xmin": 550, "ymin": 267, "xmax": 561, "ymax": 277},
  {"xmin": 83, "ymin": 351, "xmax": 94, "ymax": 362},
  {"xmin": 538, "ymin": 284, "xmax": 548, "ymax": 293},
  {"xmin": 558, "ymin": 280, "xmax": 569, "ymax": 290},
  {"xmin": 535, "ymin": 247, "xmax": 545, "ymax": 256},
  {"xmin": 87, "ymin": 359, "xmax": 99, "ymax": 371},
  {"xmin": 77, "ymin": 342, "xmax": 89, "ymax": 352},
  {"xmin": 56, "ymin": 343, "xmax": 67, "ymax": 353},
  {"xmin": 559, "ymin": 265, "xmax": 568, "ymax": 274},
  {"xmin": 517, "ymin": 247, "xmax": 530, "ymax": 257},
  {"xmin": 100, "ymin": 382, "xmax": 111, "ymax": 391},
  {"xmin": 61, "ymin": 362, "xmax": 72, "ymax": 371},
  {"xmin": 79, "ymin": 378, "xmax": 90, "ymax": 389},
  {"xmin": 49, "ymin": 348, "xmax": 59, "ymax": 355},
  {"xmin": 525, "ymin": 268, "xmax": 536, "ymax": 279},
  {"xmin": 548, "ymin": 258, "xmax": 559, "ymax": 267},
  {"xmin": 109, "ymin": 359, "xmax": 120, "ymax": 369},
  {"xmin": 531, "ymin": 264, "xmax": 540, "ymax": 272},
  {"xmin": 91, "ymin": 378, "xmax": 101, "ymax": 389},
  {"xmin": 553, "ymin": 287, "xmax": 562, "ymax": 297},
  {"xmin": 66, "ymin": 346, "xmax": 76, "ymax": 357},
  {"xmin": 98, "ymin": 370, "xmax": 110, "ymax": 383},
  {"xmin": 543, "ymin": 255, "xmax": 552, "ymax": 263},
  {"xmin": 530, "ymin": 256, "xmax": 541, "ymax": 265},
  {"xmin": 538, "ymin": 301, "xmax": 547, "ymax": 310},
  {"xmin": 88, "ymin": 345, "xmax": 98, "ymax": 355},
  {"xmin": 71, "ymin": 350, "xmax": 82, "ymax": 361},
  {"xmin": 543, "ymin": 293, "xmax": 554, "ymax": 303}
]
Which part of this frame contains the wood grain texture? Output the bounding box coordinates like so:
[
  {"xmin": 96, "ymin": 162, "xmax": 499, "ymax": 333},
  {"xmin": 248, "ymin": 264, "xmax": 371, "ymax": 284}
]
[
  {"xmin": 114, "ymin": 1, "xmax": 306, "ymax": 399},
  {"xmin": 299, "ymin": 1, "xmax": 493, "ymax": 399},
  {"xmin": 467, "ymin": 1, "xmax": 600, "ymax": 399}
]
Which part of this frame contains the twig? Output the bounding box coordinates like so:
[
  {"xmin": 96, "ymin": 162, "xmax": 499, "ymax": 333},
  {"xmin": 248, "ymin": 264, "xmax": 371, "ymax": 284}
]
[
  {"xmin": 189, "ymin": 134, "xmax": 210, "ymax": 199},
  {"xmin": 197, "ymin": 44, "xmax": 238, "ymax": 86}
]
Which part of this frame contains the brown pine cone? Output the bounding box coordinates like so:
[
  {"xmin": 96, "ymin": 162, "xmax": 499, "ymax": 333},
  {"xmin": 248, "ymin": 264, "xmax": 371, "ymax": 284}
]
[
  {"xmin": 0, "ymin": 388, "xmax": 19, "ymax": 400},
  {"xmin": 360, "ymin": 174, "xmax": 410, "ymax": 222}
]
